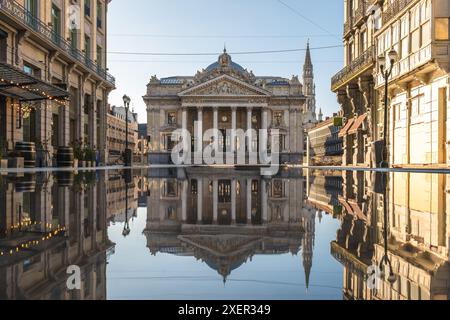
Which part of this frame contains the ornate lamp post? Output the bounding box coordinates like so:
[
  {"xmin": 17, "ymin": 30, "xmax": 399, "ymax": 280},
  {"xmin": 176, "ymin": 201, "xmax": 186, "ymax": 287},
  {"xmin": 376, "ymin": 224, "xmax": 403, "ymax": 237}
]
[
  {"xmin": 377, "ymin": 49, "xmax": 398, "ymax": 168},
  {"xmin": 122, "ymin": 94, "xmax": 132, "ymax": 167}
]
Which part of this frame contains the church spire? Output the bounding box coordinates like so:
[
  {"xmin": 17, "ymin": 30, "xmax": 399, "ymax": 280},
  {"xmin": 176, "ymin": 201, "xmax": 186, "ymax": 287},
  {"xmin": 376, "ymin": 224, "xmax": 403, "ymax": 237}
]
[
  {"xmin": 302, "ymin": 40, "xmax": 317, "ymax": 124},
  {"xmin": 304, "ymin": 40, "xmax": 312, "ymax": 68}
]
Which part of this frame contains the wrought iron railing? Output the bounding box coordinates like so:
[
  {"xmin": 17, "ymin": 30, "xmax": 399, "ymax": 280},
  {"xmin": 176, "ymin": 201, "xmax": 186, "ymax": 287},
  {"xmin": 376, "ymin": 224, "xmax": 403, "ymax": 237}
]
[
  {"xmin": 354, "ymin": 0, "xmax": 370, "ymax": 23},
  {"xmin": 0, "ymin": 0, "xmax": 115, "ymax": 86},
  {"xmin": 331, "ymin": 46, "xmax": 375, "ymax": 91},
  {"xmin": 382, "ymin": 0, "xmax": 411, "ymax": 26}
]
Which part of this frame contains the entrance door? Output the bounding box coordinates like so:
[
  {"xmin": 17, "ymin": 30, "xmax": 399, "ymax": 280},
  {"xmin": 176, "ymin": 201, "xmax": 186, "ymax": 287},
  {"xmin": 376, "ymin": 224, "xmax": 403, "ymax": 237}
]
[{"xmin": 438, "ymin": 87, "xmax": 447, "ymax": 164}]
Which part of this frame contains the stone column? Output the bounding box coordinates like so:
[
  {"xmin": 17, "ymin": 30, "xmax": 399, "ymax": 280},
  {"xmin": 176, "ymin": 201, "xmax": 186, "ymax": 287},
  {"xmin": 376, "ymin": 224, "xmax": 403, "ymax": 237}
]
[
  {"xmin": 231, "ymin": 107, "xmax": 237, "ymax": 162},
  {"xmin": 197, "ymin": 107, "xmax": 203, "ymax": 152},
  {"xmin": 262, "ymin": 107, "xmax": 268, "ymax": 131},
  {"xmin": 181, "ymin": 180, "xmax": 188, "ymax": 222},
  {"xmin": 182, "ymin": 108, "xmax": 188, "ymax": 133},
  {"xmin": 213, "ymin": 179, "xmax": 218, "ymax": 224},
  {"xmin": 213, "ymin": 106, "xmax": 219, "ymax": 138},
  {"xmin": 261, "ymin": 180, "xmax": 268, "ymax": 223},
  {"xmin": 231, "ymin": 179, "xmax": 237, "ymax": 223},
  {"xmin": 247, "ymin": 179, "xmax": 252, "ymax": 223},
  {"xmin": 247, "ymin": 107, "xmax": 253, "ymax": 154},
  {"xmin": 197, "ymin": 179, "xmax": 203, "ymax": 223}
]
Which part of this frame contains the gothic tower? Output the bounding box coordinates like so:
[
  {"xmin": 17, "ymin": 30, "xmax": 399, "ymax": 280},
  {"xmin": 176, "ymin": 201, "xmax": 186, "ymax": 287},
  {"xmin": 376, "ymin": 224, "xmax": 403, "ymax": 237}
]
[
  {"xmin": 301, "ymin": 207, "xmax": 316, "ymax": 291},
  {"xmin": 303, "ymin": 41, "xmax": 317, "ymax": 125}
]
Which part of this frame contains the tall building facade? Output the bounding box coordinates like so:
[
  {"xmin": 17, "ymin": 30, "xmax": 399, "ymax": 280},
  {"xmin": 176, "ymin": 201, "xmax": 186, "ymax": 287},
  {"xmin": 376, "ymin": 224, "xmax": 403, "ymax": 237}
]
[
  {"xmin": 333, "ymin": 0, "xmax": 450, "ymax": 168},
  {"xmin": 374, "ymin": 0, "xmax": 450, "ymax": 167},
  {"xmin": 106, "ymin": 105, "xmax": 138, "ymax": 164},
  {"xmin": 144, "ymin": 46, "xmax": 317, "ymax": 165},
  {"xmin": 330, "ymin": 171, "xmax": 450, "ymax": 300},
  {"xmin": 0, "ymin": 0, "xmax": 115, "ymax": 167},
  {"xmin": 332, "ymin": 0, "xmax": 378, "ymax": 167}
]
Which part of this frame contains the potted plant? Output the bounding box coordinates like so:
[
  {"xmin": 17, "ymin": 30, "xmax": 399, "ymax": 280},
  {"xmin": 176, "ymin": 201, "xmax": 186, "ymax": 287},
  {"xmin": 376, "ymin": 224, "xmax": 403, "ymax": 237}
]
[
  {"xmin": 72, "ymin": 140, "xmax": 84, "ymax": 168},
  {"xmin": 84, "ymin": 145, "xmax": 96, "ymax": 167}
]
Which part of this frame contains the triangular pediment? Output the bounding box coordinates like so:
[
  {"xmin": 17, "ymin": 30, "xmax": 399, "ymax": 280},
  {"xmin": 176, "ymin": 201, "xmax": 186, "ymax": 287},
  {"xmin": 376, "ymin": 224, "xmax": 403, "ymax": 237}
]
[
  {"xmin": 178, "ymin": 74, "xmax": 271, "ymax": 97},
  {"xmin": 178, "ymin": 234, "xmax": 262, "ymax": 256}
]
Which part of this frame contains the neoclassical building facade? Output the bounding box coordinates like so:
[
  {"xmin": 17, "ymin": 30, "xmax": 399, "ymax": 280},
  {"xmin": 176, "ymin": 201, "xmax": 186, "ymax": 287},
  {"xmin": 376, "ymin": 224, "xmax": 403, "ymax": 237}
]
[{"xmin": 144, "ymin": 45, "xmax": 317, "ymax": 165}]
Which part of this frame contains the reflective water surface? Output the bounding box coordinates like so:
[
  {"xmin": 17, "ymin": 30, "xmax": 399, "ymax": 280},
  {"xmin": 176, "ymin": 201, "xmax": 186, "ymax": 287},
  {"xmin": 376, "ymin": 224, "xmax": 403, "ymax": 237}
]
[{"xmin": 0, "ymin": 168, "xmax": 449, "ymax": 300}]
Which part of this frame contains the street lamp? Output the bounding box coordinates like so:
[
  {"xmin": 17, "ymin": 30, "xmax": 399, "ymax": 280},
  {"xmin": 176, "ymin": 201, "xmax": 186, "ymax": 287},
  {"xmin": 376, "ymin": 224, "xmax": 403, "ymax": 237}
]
[
  {"xmin": 378, "ymin": 49, "xmax": 398, "ymax": 168},
  {"xmin": 122, "ymin": 94, "xmax": 132, "ymax": 167}
]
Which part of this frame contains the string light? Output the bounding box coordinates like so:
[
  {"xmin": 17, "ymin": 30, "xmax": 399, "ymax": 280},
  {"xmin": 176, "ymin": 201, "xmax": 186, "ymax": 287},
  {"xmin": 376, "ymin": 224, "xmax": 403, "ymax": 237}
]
[{"xmin": 0, "ymin": 225, "xmax": 67, "ymax": 258}]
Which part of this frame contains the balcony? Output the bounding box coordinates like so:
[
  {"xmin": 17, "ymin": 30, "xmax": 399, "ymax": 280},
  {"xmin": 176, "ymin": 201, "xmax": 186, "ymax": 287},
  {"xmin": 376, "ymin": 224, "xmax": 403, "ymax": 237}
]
[
  {"xmin": 0, "ymin": 0, "xmax": 115, "ymax": 86},
  {"xmin": 382, "ymin": 0, "xmax": 411, "ymax": 26},
  {"xmin": 354, "ymin": 0, "xmax": 370, "ymax": 25},
  {"xmin": 375, "ymin": 43, "xmax": 433, "ymax": 87},
  {"xmin": 331, "ymin": 46, "xmax": 375, "ymax": 92},
  {"xmin": 344, "ymin": 18, "xmax": 353, "ymax": 37}
]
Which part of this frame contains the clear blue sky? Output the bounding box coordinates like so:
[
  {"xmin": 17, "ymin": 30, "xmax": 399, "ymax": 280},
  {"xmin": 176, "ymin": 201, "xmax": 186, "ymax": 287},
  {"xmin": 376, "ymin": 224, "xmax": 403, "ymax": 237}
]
[{"xmin": 107, "ymin": 0, "xmax": 344, "ymax": 123}]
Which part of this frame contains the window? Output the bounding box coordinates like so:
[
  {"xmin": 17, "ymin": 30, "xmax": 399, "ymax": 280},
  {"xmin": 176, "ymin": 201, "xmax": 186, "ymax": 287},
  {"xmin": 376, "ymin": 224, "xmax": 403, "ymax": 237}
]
[
  {"xmin": 0, "ymin": 29, "xmax": 6, "ymax": 62},
  {"xmin": 85, "ymin": 0, "xmax": 91, "ymax": 17},
  {"xmin": 167, "ymin": 207, "xmax": 177, "ymax": 220},
  {"xmin": 24, "ymin": 0, "xmax": 38, "ymax": 30},
  {"xmin": 411, "ymin": 5, "xmax": 421, "ymax": 52},
  {"xmin": 168, "ymin": 112, "xmax": 177, "ymax": 125},
  {"xmin": 436, "ymin": 18, "xmax": 449, "ymax": 41},
  {"xmin": 96, "ymin": 45, "xmax": 102, "ymax": 67},
  {"xmin": 51, "ymin": 5, "xmax": 61, "ymax": 43},
  {"xmin": 273, "ymin": 112, "xmax": 283, "ymax": 126},
  {"xmin": 191, "ymin": 180, "xmax": 198, "ymax": 195},
  {"xmin": 84, "ymin": 35, "xmax": 91, "ymax": 60},
  {"xmin": 97, "ymin": 0, "xmax": 103, "ymax": 29},
  {"xmin": 411, "ymin": 96, "xmax": 422, "ymax": 116},
  {"xmin": 23, "ymin": 65, "xmax": 33, "ymax": 75},
  {"xmin": 394, "ymin": 104, "xmax": 401, "ymax": 122},
  {"xmin": 166, "ymin": 135, "xmax": 175, "ymax": 151},
  {"xmin": 400, "ymin": 15, "xmax": 409, "ymax": 59},
  {"xmin": 70, "ymin": 29, "xmax": 78, "ymax": 50},
  {"xmin": 164, "ymin": 181, "xmax": 177, "ymax": 197}
]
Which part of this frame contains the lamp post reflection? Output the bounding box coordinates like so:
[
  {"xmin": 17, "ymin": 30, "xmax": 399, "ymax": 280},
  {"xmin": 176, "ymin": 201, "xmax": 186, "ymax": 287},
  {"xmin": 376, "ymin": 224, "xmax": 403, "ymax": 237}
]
[{"xmin": 122, "ymin": 170, "xmax": 133, "ymax": 237}]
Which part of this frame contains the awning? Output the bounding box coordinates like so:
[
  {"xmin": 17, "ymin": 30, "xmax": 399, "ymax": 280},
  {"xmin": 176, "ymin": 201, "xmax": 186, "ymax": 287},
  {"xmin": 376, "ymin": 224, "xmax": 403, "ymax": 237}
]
[
  {"xmin": 348, "ymin": 114, "xmax": 367, "ymax": 135},
  {"xmin": 348, "ymin": 201, "xmax": 367, "ymax": 222},
  {"xmin": 339, "ymin": 198, "xmax": 354, "ymax": 214},
  {"xmin": 338, "ymin": 118, "xmax": 355, "ymax": 137},
  {"xmin": 0, "ymin": 61, "xmax": 69, "ymax": 102},
  {"xmin": 339, "ymin": 198, "xmax": 367, "ymax": 221}
]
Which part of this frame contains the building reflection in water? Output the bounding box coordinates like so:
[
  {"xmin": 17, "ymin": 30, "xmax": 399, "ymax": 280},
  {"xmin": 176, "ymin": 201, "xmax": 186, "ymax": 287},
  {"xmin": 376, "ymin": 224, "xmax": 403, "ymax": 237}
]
[
  {"xmin": 1, "ymin": 167, "xmax": 449, "ymax": 300},
  {"xmin": 144, "ymin": 168, "xmax": 317, "ymax": 285},
  {"xmin": 0, "ymin": 171, "xmax": 114, "ymax": 300},
  {"xmin": 315, "ymin": 170, "xmax": 450, "ymax": 300}
]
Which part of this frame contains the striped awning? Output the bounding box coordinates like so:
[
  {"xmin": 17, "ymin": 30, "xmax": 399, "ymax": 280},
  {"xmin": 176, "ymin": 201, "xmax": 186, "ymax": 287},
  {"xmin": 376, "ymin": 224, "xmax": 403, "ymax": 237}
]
[
  {"xmin": 338, "ymin": 118, "xmax": 355, "ymax": 137},
  {"xmin": 0, "ymin": 61, "xmax": 69, "ymax": 102}
]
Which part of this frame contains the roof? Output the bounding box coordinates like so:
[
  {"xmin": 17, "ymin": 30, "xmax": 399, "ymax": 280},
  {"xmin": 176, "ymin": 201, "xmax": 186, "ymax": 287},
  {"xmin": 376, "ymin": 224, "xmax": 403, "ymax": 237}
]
[
  {"xmin": 111, "ymin": 106, "xmax": 138, "ymax": 123},
  {"xmin": 307, "ymin": 117, "xmax": 335, "ymax": 133},
  {"xmin": 206, "ymin": 60, "xmax": 246, "ymax": 72},
  {"xmin": 160, "ymin": 77, "xmax": 185, "ymax": 85}
]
